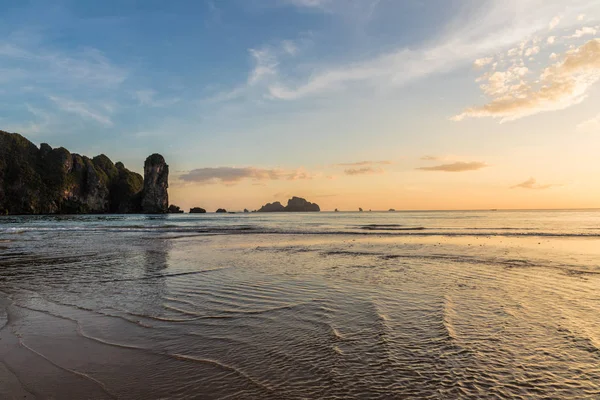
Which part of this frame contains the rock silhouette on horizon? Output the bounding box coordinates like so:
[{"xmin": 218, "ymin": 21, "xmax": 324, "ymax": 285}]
[
  {"xmin": 216, "ymin": 208, "xmax": 227, "ymax": 213},
  {"xmin": 168, "ymin": 205, "xmax": 184, "ymax": 213},
  {"xmin": 258, "ymin": 197, "xmax": 320, "ymax": 212},
  {"xmin": 190, "ymin": 207, "xmax": 206, "ymax": 213},
  {"xmin": 0, "ymin": 130, "xmax": 168, "ymax": 215}
]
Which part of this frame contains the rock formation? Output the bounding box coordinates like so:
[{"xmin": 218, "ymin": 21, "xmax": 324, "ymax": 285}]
[
  {"xmin": 216, "ymin": 208, "xmax": 227, "ymax": 213},
  {"xmin": 243, "ymin": 208, "xmax": 249, "ymax": 213},
  {"xmin": 258, "ymin": 201, "xmax": 286, "ymax": 212},
  {"xmin": 141, "ymin": 154, "xmax": 169, "ymax": 214},
  {"xmin": 258, "ymin": 197, "xmax": 320, "ymax": 212},
  {"xmin": 190, "ymin": 207, "xmax": 206, "ymax": 213},
  {"xmin": 168, "ymin": 205, "xmax": 183, "ymax": 213},
  {"xmin": 0, "ymin": 130, "xmax": 167, "ymax": 215},
  {"xmin": 285, "ymin": 196, "xmax": 320, "ymax": 212}
]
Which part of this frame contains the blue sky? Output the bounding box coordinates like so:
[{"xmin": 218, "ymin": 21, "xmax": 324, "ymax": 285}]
[{"xmin": 1, "ymin": 0, "xmax": 599, "ymax": 210}]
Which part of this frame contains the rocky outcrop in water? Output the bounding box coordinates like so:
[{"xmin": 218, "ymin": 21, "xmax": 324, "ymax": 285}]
[
  {"xmin": 258, "ymin": 197, "xmax": 320, "ymax": 212},
  {"xmin": 0, "ymin": 130, "xmax": 165, "ymax": 215},
  {"xmin": 141, "ymin": 154, "xmax": 169, "ymax": 214},
  {"xmin": 189, "ymin": 207, "xmax": 206, "ymax": 213},
  {"xmin": 216, "ymin": 208, "xmax": 227, "ymax": 213},
  {"xmin": 168, "ymin": 205, "xmax": 183, "ymax": 213},
  {"xmin": 285, "ymin": 196, "xmax": 320, "ymax": 212}
]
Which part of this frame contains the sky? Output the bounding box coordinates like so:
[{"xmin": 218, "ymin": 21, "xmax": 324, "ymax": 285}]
[{"xmin": 1, "ymin": 0, "xmax": 599, "ymax": 211}]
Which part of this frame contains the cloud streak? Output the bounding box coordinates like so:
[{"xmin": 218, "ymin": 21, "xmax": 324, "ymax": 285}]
[
  {"xmin": 344, "ymin": 167, "xmax": 384, "ymax": 175},
  {"xmin": 179, "ymin": 166, "xmax": 314, "ymax": 184},
  {"xmin": 48, "ymin": 96, "xmax": 113, "ymax": 126},
  {"xmin": 416, "ymin": 161, "xmax": 488, "ymax": 172},
  {"xmin": 335, "ymin": 160, "xmax": 391, "ymax": 167},
  {"xmin": 511, "ymin": 178, "xmax": 561, "ymax": 189}
]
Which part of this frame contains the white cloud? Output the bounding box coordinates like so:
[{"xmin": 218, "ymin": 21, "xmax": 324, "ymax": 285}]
[
  {"xmin": 248, "ymin": 48, "xmax": 278, "ymax": 85},
  {"xmin": 524, "ymin": 46, "xmax": 540, "ymax": 57},
  {"xmin": 48, "ymin": 96, "xmax": 113, "ymax": 126},
  {"xmin": 549, "ymin": 16, "xmax": 562, "ymax": 30},
  {"xmin": 566, "ymin": 26, "xmax": 597, "ymax": 39},
  {"xmin": 578, "ymin": 14, "xmax": 586, "ymax": 21},
  {"xmin": 474, "ymin": 57, "xmax": 494, "ymax": 68},
  {"xmin": 282, "ymin": 40, "xmax": 299, "ymax": 55},
  {"xmin": 547, "ymin": 36, "xmax": 556, "ymax": 44},
  {"xmin": 211, "ymin": 0, "xmax": 599, "ymax": 105},
  {"xmin": 262, "ymin": 0, "xmax": 591, "ymax": 101},
  {"xmin": 453, "ymin": 39, "xmax": 600, "ymax": 122}
]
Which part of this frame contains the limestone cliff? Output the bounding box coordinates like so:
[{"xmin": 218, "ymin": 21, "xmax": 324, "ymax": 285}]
[
  {"xmin": 0, "ymin": 130, "xmax": 164, "ymax": 215},
  {"xmin": 141, "ymin": 154, "xmax": 169, "ymax": 214}
]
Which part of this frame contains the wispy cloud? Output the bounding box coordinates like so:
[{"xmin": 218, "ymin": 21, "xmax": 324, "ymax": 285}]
[
  {"xmin": 134, "ymin": 89, "xmax": 180, "ymax": 107},
  {"xmin": 286, "ymin": 0, "xmax": 330, "ymax": 9},
  {"xmin": 577, "ymin": 113, "xmax": 600, "ymax": 131},
  {"xmin": 0, "ymin": 42, "xmax": 127, "ymax": 88},
  {"xmin": 335, "ymin": 160, "xmax": 391, "ymax": 167},
  {"xmin": 453, "ymin": 38, "xmax": 600, "ymax": 122},
  {"xmin": 511, "ymin": 177, "xmax": 561, "ymax": 189},
  {"xmin": 48, "ymin": 96, "xmax": 113, "ymax": 126},
  {"xmin": 416, "ymin": 161, "xmax": 488, "ymax": 172},
  {"xmin": 420, "ymin": 155, "xmax": 440, "ymax": 161},
  {"xmin": 178, "ymin": 166, "xmax": 314, "ymax": 184},
  {"xmin": 344, "ymin": 167, "xmax": 384, "ymax": 175}
]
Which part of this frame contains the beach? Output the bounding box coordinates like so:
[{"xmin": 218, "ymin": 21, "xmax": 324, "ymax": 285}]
[{"xmin": 1, "ymin": 210, "xmax": 600, "ymax": 399}]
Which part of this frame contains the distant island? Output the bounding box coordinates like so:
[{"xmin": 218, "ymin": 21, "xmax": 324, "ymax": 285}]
[
  {"xmin": 0, "ymin": 130, "xmax": 169, "ymax": 215},
  {"xmin": 258, "ymin": 196, "xmax": 320, "ymax": 212}
]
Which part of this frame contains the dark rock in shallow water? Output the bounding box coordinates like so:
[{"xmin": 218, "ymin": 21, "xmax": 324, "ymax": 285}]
[
  {"xmin": 0, "ymin": 130, "xmax": 162, "ymax": 215},
  {"xmin": 258, "ymin": 201, "xmax": 285, "ymax": 212},
  {"xmin": 389, "ymin": 209, "xmax": 396, "ymax": 212},
  {"xmin": 189, "ymin": 207, "xmax": 206, "ymax": 213},
  {"xmin": 168, "ymin": 204, "xmax": 184, "ymax": 213},
  {"xmin": 258, "ymin": 197, "xmax": 320, "ymax": 212},
  {"xmin": 243, "ymin": 208, "xmax": 249, "ymax": 213},
  {"xmin": 216, "ymin": 208, "xmax": 227, "ymax": 213},
  {"xmin": 141, "ymin": 154, "xmax": 169, "ymax": 214}
]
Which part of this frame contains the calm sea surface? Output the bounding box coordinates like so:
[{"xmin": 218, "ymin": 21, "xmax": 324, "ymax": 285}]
[{"xmin": 1, "ymin": 210, "xmax": 599, "ymax": 399}]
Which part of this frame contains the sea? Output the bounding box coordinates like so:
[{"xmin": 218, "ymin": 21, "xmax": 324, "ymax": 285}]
[{"xmin": 1, "ymin": 210, "xmax": 599, "ymax": 399}]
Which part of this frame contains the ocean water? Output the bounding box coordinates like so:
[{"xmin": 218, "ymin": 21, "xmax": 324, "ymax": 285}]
[{"xmin": 1, "ymin": 210, "xmax": 599, "ymax": 399}]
